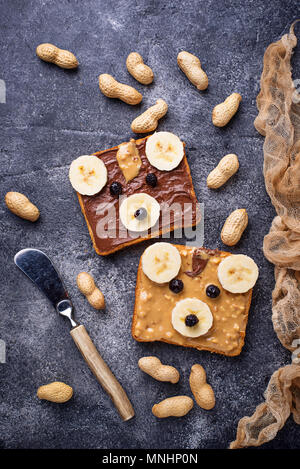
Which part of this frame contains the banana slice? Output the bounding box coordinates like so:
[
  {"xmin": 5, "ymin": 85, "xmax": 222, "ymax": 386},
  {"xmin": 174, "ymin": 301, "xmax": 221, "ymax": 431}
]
[
  {"xmin": 69, "ymin": 155, "xmax": 107, "ymax": 196},
  {"xmin": 218, "ymin": 254, "xmax": 259, "ymax": 293},
  {"xmin": 172, "ymin": 298, "xmax": 213, "ymax": 338},
  {"xmin": 145, "ymin": 131, "xmax": 184, "ymax": 171},
  {"xmin": 119, "ymin": 193, "xmax": 160, "ymax": 232},
  {"xmin": 142, "ymin": 242, "xmax": 181, "ymax": 283}
]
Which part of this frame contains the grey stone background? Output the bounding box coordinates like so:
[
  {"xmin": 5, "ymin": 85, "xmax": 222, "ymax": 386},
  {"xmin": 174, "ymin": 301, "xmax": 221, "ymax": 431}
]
[{"xmin": 0, "ymin": 0, "xmax": 299, "ymax": 450}]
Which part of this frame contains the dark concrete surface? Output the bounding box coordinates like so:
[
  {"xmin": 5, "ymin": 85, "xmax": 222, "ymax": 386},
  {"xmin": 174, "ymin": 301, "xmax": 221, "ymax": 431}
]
[{"xmin": 0, "ymin": 0, "xmax": 300, "ymax": 450}]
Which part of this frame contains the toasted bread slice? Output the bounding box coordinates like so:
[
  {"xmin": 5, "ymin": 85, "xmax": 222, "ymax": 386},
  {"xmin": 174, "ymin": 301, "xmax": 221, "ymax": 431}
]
[
  {"xmin": 77, "ymin": 136, "xmax": 200, "ymax": 255},
  {"xmin": 132, "ymin": 245, "xmax": 253, "ymax": 357}
]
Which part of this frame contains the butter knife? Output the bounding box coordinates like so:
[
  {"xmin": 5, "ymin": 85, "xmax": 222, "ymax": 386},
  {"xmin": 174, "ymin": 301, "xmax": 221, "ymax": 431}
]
[{"xmin": 14, "ymin": 248, "xmax": 134, "ymax": 421}]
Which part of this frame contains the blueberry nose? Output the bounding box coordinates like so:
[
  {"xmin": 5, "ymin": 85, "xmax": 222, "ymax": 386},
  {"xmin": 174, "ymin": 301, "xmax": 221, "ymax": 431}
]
[
  {"xmin": 185, "ymin": 314, "xmax": 199, "ymax": 327},
  {"xmin": 134, "ymin": 207, "xmax": 147, "ymax": 220}
]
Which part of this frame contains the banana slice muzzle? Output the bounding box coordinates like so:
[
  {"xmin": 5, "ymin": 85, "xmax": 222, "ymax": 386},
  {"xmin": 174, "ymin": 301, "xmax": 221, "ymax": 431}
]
[
  {"xmin": 172, "ymin": 298, "xmax": 213, "ymax": 338},
  {"xmin": 119, "ymin": 193, "xmax": 160, "ymax": 232}
]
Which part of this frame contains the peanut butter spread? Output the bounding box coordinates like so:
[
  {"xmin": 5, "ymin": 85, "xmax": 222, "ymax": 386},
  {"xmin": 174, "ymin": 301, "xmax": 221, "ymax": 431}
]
[
  {"xmin": 116, "ymin": 139, "xmax": 142, "ymax": 182},
  {"xmin": 133, "ymin": 245, "xmax": 252, "ymax": 356}
]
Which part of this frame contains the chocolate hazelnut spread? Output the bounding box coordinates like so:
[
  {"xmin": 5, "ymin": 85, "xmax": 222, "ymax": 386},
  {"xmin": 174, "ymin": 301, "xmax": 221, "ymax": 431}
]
[
  {"xmin": 185, "ymin": 248, "xmax": 220, "ymax": 277},
  {"xmin": 80, "ymin": 137, "xmax": 200, "ymax": 254}
]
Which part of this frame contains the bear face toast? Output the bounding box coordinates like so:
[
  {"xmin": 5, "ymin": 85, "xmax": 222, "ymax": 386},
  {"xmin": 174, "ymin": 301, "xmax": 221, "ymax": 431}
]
[
  {"xmin": 69, "ymin": 132, "xmax": 200, "ymax": 255},
  {"xmin": 132, "ymin": 244, "xmax": 259, "ymax": 356}
]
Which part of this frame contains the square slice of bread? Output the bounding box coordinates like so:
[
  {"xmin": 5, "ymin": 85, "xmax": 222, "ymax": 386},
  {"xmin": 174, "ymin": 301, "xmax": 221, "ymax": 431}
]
[
  {"xmin": 77, "ymin": 136, "xmax": 200, "ymax": 255},
  {"xmin": 132, "ymin": 245, "xmax": 253, "ymax": 357}
]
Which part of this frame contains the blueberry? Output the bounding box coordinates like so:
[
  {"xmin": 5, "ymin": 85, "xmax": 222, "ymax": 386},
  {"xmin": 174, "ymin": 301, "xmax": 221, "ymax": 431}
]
[
  {"xmin": 185, "ymin": 314, "xmax": 199, "ymax": 327},
  {"xmin": 146, "ymin": 173, "xmax": 157, "ymax": 187},
  {"xmin": 169, "ymin": 278, "xmax": 184, "ymax": 293},
  {"xmin": 206, "ymin": 284, "xmax": 220, "ymax": 298},
  {"xmin": 134, "ymin": 207, "xmax": 147, "ymax": 220},
  {"xmin": 110, "ymin": 181, "xmax": 122, "ymax": 196}
]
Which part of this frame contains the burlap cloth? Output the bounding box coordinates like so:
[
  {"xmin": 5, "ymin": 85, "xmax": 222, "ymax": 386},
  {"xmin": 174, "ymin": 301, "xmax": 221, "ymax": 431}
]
[{"xmin": 230, "ymin": 22, "xmax": 300, "ymax": 449}]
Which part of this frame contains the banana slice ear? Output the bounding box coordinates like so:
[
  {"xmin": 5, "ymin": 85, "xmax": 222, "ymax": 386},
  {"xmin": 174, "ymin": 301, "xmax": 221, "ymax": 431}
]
[
  {"xmin": 142, "ymin": 242, "xmax": 181, "ymax": 283},
  {"xmin": 69, "ymin": 155, "xmax": 107, "ymax": 195},
  {"xmin": 217, "ymin": 254, "xmax": 259, "ymax": 293},
  {"xmin": 145, "ymin": 131, "xmax": 184, "ymax": 171}
]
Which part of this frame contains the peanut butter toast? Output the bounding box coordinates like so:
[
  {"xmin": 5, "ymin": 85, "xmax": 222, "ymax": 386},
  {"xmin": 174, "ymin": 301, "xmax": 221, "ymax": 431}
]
[{"xmin": 132, "ymin": 244, "xmax": 258, "ymax": 357}]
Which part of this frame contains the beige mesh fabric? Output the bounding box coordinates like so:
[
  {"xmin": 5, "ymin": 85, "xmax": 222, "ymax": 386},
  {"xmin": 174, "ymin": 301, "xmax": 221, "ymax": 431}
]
[
  {"xmin": 255, "ymin": 25, "xmax": 300, "ymax": 238},
  {"xmin": 273, "ymin": 264, "xmax": 300, "ymax": 351},
  {"xmin": 230, "ymin": 365, "xmax": 300, "ymax": 449},
  {"xmin": 264, "ymin": 216, "xmax": 300, "ymax": 269},
  {"xmin": 230, "ymin": 22, "xmax": 300, "ymax": 449}
]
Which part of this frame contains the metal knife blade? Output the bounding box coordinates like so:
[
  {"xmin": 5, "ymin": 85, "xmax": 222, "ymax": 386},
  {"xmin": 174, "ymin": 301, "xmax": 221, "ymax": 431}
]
[{"xmin": 14, "ymin": 248, "xmax": 69, "ymax": 309}]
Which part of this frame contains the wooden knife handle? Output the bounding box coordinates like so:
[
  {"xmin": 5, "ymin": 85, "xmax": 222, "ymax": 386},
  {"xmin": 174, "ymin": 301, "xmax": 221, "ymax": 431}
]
[{"xmin": 70, "ymin": 324, "xmax": 134, "ymax": 421}]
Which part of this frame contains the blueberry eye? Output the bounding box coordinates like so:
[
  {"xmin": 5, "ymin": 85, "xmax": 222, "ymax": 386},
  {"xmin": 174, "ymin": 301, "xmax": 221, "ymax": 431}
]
[
  {"xmin": 169, "ymin": 278, "xmax": 184, "ymax": 293},
  {"xmin": 134, "ymin": 207, "xmax": 147, "ymax": 220},
  {"xmin": 206, "ymin": 284, "xmax": 220, "ymax": 298},
  {"xmin": 185, "ymin": 314, "xmax": 199, "ymax": 327},
  {"xmin": 146, "ymin": 173, "xmax": 157, "ymax": 187},
  {"xmin": 110, "ymin": 181, "xmax": 122, "ymax": 196}
]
